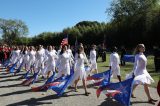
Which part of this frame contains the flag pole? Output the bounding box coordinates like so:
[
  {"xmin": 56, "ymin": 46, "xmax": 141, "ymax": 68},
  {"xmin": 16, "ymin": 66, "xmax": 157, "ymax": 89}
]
[{"xmin": 67, "ymin": 34, "xmax": 68, "ymax": 43}]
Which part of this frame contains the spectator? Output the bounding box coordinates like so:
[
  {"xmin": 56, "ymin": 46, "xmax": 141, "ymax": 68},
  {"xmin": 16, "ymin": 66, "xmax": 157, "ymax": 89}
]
[
  {"xmin": 101, "ymin": 43, "xmax": 106, "ymax": 62},
  {"xmin": 120, "ymin": 46, "xmax": 127, "ymax": 66}
]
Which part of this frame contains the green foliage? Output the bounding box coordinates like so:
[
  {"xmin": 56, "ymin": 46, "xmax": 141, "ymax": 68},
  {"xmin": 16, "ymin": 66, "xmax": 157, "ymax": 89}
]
[
  {"xmin": 0, "ymin": 18, "xmax": 28, "ymax": 45},
  {"xmin": 29, "ymin": 0, "xmax": 160, "ymax": 47},
  {"xmin": 107, "ymin": 0, "xmax": 160, "ymax": 47},
  {"xmin": 29, "ymin": 21, "xmax": 109, "ymax": 46},
  {"xmin": 2, "ymin": 0, "xmax": 160, "ymax": 48},
  {"xmin": 75, "ymin": 21, "xmax": 101, "ymax": 27}
]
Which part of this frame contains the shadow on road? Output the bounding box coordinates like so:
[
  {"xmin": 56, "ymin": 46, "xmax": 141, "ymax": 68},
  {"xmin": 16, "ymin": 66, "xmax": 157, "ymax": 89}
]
[
  {"xmin": 0, "ymin": 78, "xmax": 22, "ymax": 83},
  {"xmin": 0, "ymin": 83, "xmax": 22, "ymax": 88},
  {"xmin": 6, "ymin": 97, "xmax": 52, "ymax": 106},
  {"xmin": 6, "ymin": 92, "xmax": 85, "ymax": 106},
  {"xmin": 131, "ymin": 100, "xmax": 157, "ymax": 105},
  {"xmin": 98, "ymin": 98, "xmax": 123, "ymax": 106},
  {"xmin": 0, "ymin": 73, "xmax": 25, "ymax": 79},
  {"xmin": 0, "ymin": 89, "xmax": 31, "ymax": 97}
]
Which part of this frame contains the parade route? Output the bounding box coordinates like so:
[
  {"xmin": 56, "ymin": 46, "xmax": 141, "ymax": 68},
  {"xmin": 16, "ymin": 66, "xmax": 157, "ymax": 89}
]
[{"xmin": 0, "ymin": 70, "xmax": 159, "ymax": 106}]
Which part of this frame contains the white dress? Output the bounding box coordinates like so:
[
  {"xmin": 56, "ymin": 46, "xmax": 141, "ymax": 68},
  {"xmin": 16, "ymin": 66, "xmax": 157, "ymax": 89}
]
[
  {"xmin": 67, "ymin": 49, "xmax": 74, "ymax": 58},
  {"xmin": 28, "ymin": 50, "xmax": 36, "ymax": 69},
  {"xmin": 74, "ymin": 53, "xmax": 87, "ymax": 80},
  {"xmin": 133, "ymin": 53, "xmax": 154, "ymax": 85},
  {"xmin": 67, "ymin": 49, "xmax": 74, "ymax": 67},
  {"xmin": 57, "ymin": 49, "xmax": 61, "ymax": 56},
  {"xmin": 10, "ymin": 50, "xmax": 16, "ymax": 64},
  {"xmin": 109, "ymin": 52, "xmax": 121, "ymax": 78},
  {"xmin": 11, "ymin": 50, "xmax": 21, "ymax": 64},
  {"xmin": 90, "ymin": 50, "xmax": 97, "ymax": 70},
  {"xmin": 52, "ymin": 49, "xmax": 57, "ymax": 55},
  {"xmin": 35, "ymin": 49, "xmax": 45, "ymax": 72},
  {"xmin": 43, "ymin": 51, "xmax": 58, "ymax": 74},
  {"xmin": 22, "ymin": 51, "xmax": 30, "ymax": 69},
  {"xmin": 57, "ymin": 52, "xmax": 71, "ymax": 76}
]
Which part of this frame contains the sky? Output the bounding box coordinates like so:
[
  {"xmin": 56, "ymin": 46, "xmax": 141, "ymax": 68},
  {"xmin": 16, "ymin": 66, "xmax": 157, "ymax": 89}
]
[{"xmin": 0, "ymin": 0, "xmax": 112, "ymax": 37}]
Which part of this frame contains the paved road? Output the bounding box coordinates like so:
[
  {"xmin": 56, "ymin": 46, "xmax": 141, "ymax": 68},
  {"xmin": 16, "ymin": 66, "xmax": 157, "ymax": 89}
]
[{"xmin": 0, "ymin": 69, "xmax": 159, "ymax": 106}]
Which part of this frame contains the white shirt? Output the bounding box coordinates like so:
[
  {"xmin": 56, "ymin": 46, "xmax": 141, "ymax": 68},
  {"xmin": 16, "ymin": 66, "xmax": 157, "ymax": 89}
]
[
  {"xmin": 57, "ymin": 49, "xmax": 61, "ymax": 56},
  {"xmin": 58, "ymin": 52, "xmax": 70, "ymax": 66},
  {"xmin": 23, "ymin": 51, "xmax": 29, "ymax": 62},
  {"xmin": 90, "ymin": 50, "xmax": 96, "ymax": 63},
  {"xmin": 109, "ymin": 52, "xmax": 120, "ymax": 69},
  {"xmin": 29, "ymin": 50, "xmax": 36, "ymax": 61},
  {"xmin": 46, "ymin": 51, "xmax": 58, "ymax": 65},
  {"xmin": 75, "ymin": 54, "xmax": 85, "ymax": 68},
  {"xmin": 52, "ymin": 49, "xmax": 57, "ymax": 55},
  {"xmin": 36, "ymin": 49, "xmax": 45, "ymax": 63},
  {"xmin": 67, "ymin": 49, "xmax": 73, "ymax": 57},
  {"xmin": 15, "ymin": 50, "xmax": 21, "ymax": 58},
  {"xmin": 133, "ymin": 53, "xmax": 147, "ymax": 76}
]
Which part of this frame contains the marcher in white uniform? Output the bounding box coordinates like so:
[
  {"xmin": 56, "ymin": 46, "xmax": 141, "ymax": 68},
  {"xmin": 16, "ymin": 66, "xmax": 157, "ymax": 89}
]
[
  {"xmin": 43, "ymin": 46, "xmax": 58, "ymax": 78},
  {"xmin": 52, "ymin": 46, "xmax": 57, "ymax": 55},
  {"xmin": 41, "ymin": 45, "xmax": 46, "ymax": 70},
  {"xmin": 7, "ymin": 46, "xmax": 21, "ymax": 73},
  {"xmin": 9, "ymin": 48, "xmax": 16, "ymax": 65},
  {"xmin": 12, "ymin": 46, "xmax": 21, "ymax": 64},
  {"xmin": 67, "ymin": 45, "xmax": 74, "ymax": 58},
  {"xmin": 57, "ymin": 45, "xmax": 62, "ymax": 56},
  {"xmin": 109, "ymin": 46, "xmax": 121, "ymax": 82},
  {"xmin": 8, "ymin": 46, "xmax": 21, "ymax": 69},
  {"xmin": 28, "ymin": 46, "xmax": 36, "ymax": 72},
  {"xmin": 69, "ymin": 44, "xmax": 88, "ymax": 88},
  {"xmin": 9, "ymin": 46, "xmax": 16, "ymax": 63},
  {"xmin": 17, "ymin": 46, "xmax": 24, "ymax": 67},
  {"xmin": 22, "ymin": 46, "xmax": 30, "ymax": 71},
  {"xmin": 67, "ymin": 45, "xmax": 74, "ymax": 67},
  {"xmin": 89, "ymin": 45, "xmax": 98, "ymax": 73},
  {"xmin": 56, "ymin": 45, "xmax": 71, "ymax": 77},
  {"xmin": 131, "ymin": 44, "xmax": 157, "ymax": 104},
  {"xmin": 74, "ymin": 46, "xmax": 91, "ymax": 96},
  {"xmin": 35, "ymin": 45, "xmax": 45, "ymax": 73}
]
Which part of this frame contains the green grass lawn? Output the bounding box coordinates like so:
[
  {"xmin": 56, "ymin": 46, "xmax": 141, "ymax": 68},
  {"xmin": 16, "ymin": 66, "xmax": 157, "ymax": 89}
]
[{"xmin": 97, "ymin": 53, "xmax": 160, "ymax": 88}]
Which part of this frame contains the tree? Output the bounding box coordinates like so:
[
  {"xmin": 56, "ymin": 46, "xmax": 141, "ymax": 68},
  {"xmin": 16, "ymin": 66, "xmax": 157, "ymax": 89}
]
[
  {"xmin": 75, "ymin": 21, "xmax": 101, "ymax": 27},
  {"xmin": 106, "ymin": 0, "xmax": 160, "ymax": 47},
  {"xmin": 0, "ymin": 18, "xmax": 28, "ymax": 45}
]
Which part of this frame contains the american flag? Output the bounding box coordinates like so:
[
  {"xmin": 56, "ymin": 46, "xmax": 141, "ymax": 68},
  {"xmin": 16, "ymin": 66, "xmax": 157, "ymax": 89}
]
[
  {"xmin": 61, "ymin": 37, "xmax": 68, "ymax": 46},
  {"xmin": 87, "ymin": 70, "xmax": 111, "ymax": 86},
  {"xmin": 96, "ymin": 78, "xmax": 134, "ymax": 106},
  {"xmin": 96, "ymin": 88, "xmax": 121, "ymax": 98}
]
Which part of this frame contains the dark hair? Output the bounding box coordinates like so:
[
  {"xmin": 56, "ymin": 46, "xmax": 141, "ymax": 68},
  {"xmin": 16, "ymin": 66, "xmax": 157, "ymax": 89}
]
[
  {"xmin": 60, "ymin": 45, "xmax": 67, "ymax": 55},
  {"xmin": 111, "ymin": 46, "xmax": 118, "ymax": 52},
  {"xmin": 37, "ymin": 45, "xmax": 41, "ymax": 51},
  {"xmin": 91, "ymin": 44, "xmax": 96, "ymax": 50},
  {"xmin": 22, "ymin": 46, "xmax": 28, "ymax": 54},
  {"xmin": 29, "ymin": 46, "xmax": 34, "ymax": 51},
  {"xmin": 77, "ymin": 46, "xmax": 84, "ymax": 58},
  {"xmin": 48, "ymin": 45, "xmax": 52, "ymax": 51}
]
